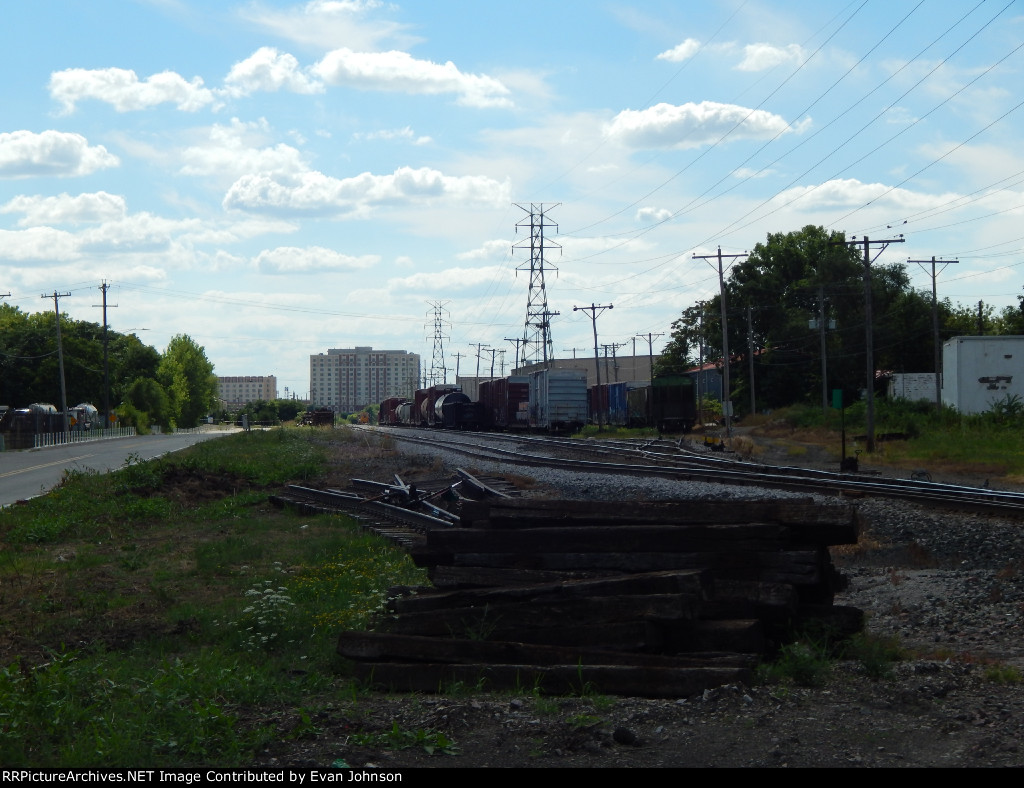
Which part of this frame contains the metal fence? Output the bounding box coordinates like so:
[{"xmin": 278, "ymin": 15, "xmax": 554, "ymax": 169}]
[{"xmin": 32, "ymin": 426, "xmax": 138, "ymax": 450}]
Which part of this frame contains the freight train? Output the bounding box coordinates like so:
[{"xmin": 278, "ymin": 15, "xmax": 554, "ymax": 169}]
[{"xmin": 379, "ymin": 369, "xmax": 696, "ymax": 433}]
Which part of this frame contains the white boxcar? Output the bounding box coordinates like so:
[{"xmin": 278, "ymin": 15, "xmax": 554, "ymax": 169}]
[
  {"xmin": 942, "ymin": 335, "xmax": 1024, "ymax": 414},
  {"xmin": 529, "ymin": 368, "xmax": 588, "ymax": 431}
]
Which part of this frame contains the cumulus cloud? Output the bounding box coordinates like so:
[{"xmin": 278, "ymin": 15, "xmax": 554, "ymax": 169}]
[
  {"xmin": 255, "ymin": 245, "xmax": 378, "ymax": 274},
  {"xmin": 0, "ymin": 191, "xmax": 126, "ymax": 227},
  {"xmin": 223, "ymin": 166, "xmax": 511, "ymax": 216},
  {"xmin": 772, "ymin": 178, "xmax": 956, "ymax": 211},
  {"xmin": 456, "ymin": 239, "xmax": 511, "ymax": 261},
  {"xmin": 656, "ymin": 38, "xmax": 701, "ymax": 63},
  {"xmin": 0, "ymin": 226, "xmax": 80, "ymax": 261},
  {"xmin": 388, "ymin": 265, "xmax": 503, "ymax": 293},
  {"xmin": 636, "ymin": 206, "xmax": 673, "ymax": 223},
  {"xmin": 312, "ymin": 48, "xmax": 512, "ymax": 108},
  {"xmin": 223, "ymin": 47, "xmax": 324, "ymax": 97},
  {"xmin": 179, "ymin": 119, "xmax": 308, "ymax": 180},
  {"xmin": 49, "ymin": 67, "xmax": 218, "ymax": 113},
  {"xmin": 605, "ymin": 102, "xmax": 799, "ymax": 149},
  {"xmin": 0, "ymin": 130, "xmax": 119, "ymax": 178},
  {"xmin": 736, "ymin": 43, "xmax": 806, "ymax": 72}
]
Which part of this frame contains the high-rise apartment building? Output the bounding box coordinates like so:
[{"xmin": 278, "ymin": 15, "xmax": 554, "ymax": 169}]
[
  {"xmin": 217, "ymin": 375, "xmax": 278, "ymax": 408},
  {"xmin": 309, "ymin": 347, "xmax": 420, "ymax": 412}
]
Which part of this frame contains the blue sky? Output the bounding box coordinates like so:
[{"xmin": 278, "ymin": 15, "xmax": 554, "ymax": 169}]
[{"xmin": 2, "ymin": 0, "xmax": 1023, "ymax": 399}]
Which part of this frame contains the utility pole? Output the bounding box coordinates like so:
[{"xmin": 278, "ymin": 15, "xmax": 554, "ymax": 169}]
[
  {"xmin": 601, "ymin": 342, "xmax": 626, "ymax": 383},
  {"xmin": 42, "ymin": 291, "xmax": 72, "ymax": 436},
  {"xmin": 504, "ymin": 337, "xmax": 526, "ymax": 371},
  {"xmin": 93, "ymin": 281, "xmax": 117, "ymax": 429},
  {"xmin": 817, "ymin": 285, "xmax": 829, "ymax": 415},
  {"xmin": 831, "ymin": 235, "xmax": 905, "ymax": 453},
  {"xmin": 693, "ymin": 247, "xmax": 747, "ymax": 437},
  {"xmin": 636, "ymin": 332, "xmax": 663, "ymax": 427},
  {"xmin": 471, "ymin": 343, "xmax": 490, "ymax": 381},
  {"xmin": 635, "ymin": 333, "xmax": 663, "ymax": 383},
  {"xmin": 573, "ymin": 303, "xmax": 612, "ymax": 430},
  {"xmin": 908, "ymin": 256, "xmax": 958, "ymax": 411},
  {"xmin": 746, "ymin": 305, "xmax": 756, "ymax": 417},
  {"xmin": 450, "ymin": 351, "xmax": 465, "ymax": 382},
  {"xmin": 513, "ymin": 203, "xmax": 561, "ymax": 367}
]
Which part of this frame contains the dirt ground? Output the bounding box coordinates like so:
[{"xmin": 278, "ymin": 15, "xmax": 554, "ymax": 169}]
[{"xmin": 250, "ymin": 427, "xmax": 1024, "ymax": 769}]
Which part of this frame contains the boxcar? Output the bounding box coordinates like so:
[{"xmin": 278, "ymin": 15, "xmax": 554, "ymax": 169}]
[
  {"xmin": 479, "ymin": 375, "xmax": 530, "ymax": 430},
  {"xmin": 529, "ymin": 369, "xmax": 588, "ymax": 432}
]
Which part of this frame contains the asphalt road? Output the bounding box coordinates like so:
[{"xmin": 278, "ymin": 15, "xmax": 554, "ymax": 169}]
[{"xmin": 0, "ymin": 428, "xmax": 238, "ymax": 508}]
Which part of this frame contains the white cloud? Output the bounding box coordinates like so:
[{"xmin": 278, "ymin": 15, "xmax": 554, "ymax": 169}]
[
  {"xmin": 239, "ymin": 0, "xmax": 417, "ymax": 52},
  {"xmin": 733, "ymin": 166, "xmax": 775, "ymax": 179},
  {"xmin": 255, "ymin": 245, "xmax": 378, "ymax": 273},
  {"xmin": 604, "ymin": 102, "xmax": 799, "ymax": 150},
  {"xmin": 656, "ymin": 38, "xmax": 701, "ymax": 63},
  {"xmin": 352, "ymin": 126, "xmax": 432, "ymax": 145},
  {"xmin": 312, "ymin": 48, "xmax": 513, "ymax": 108},
  {"xmin": 389, "ymin": 264, "xmax": 505, "ymax": 293},
  {"xmin": 636, "ymin": 206, "xmax": 673, "ymax": 223},
  {"xmin": 0, "ymin": 130, "xmax": 120, "ymax": 179},
  {"xmin": 223, "ymin": 166, "xmax": 511, "ymax": 216},
  {"xmin": 0, "ymin": 226, "xmax": 80, "ymax": 261},
  {"xmin": 49, "ymin": 67, "xmax": 218, "ymax": 113},
  {"xmin": 223, "ymin": 47, "xmax": 324, "ymax": 97},
  {"xmin": 179, "ymin": 119, "xmax": 309, "ymax": 180},
  {"xmin": 736, "ymin": 43, "xmax": 806, "ymax": 72},
  {"xmin": 773, "ymin": 178, "xmax": 957, "ymax": 211},
  {"xmin": 0, "ymin": 192, "xmax": 126, "ymax": 227},
  {"xmin": 456, "ymin": 239, "xmax": 511, "ymax": 261}
]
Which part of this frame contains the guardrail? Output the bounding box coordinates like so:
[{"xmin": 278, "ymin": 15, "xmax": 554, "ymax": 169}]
[{"xmin": 32, "ymin": 426, "xmax": 137, "ymax": 450}]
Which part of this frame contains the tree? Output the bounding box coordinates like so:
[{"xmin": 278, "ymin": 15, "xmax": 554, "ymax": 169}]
[
  {"xmin": 659, "ymin": 226, "xmax": 944, "ymax": 414},
  {"xmin": 123, "ymin": 376, "xmax": 171, "ymax": 429},
  {"xmin": 157, "ymin": 335, "xmax": 216, "ymax": 428}
]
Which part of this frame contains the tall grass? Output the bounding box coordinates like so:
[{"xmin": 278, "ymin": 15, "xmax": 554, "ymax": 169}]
[
  {"xmin": 0, "ymin": 428, "xmax": 427, "ymax": 767},
  {"xmin": 771, "ymin": 398, "xmax": 1024, "ymax": 475}
]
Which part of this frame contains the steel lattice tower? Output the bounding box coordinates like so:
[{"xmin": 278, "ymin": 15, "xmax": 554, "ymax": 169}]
[
  {"xmin": 513, "ymin": 203, "xmax": 561, "ymax": 368},
  {"xmin": 426, "ymin": 300, "xmax": 450, "ymax": 386}
]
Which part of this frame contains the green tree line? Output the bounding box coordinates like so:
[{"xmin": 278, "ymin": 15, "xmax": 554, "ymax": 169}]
[
  {"xmin": 1, "ymin": 303, "xmax": 216, "ymax": 431},
  {"xmin": 656, "ymin": 225, "xmax": 1024, "ymax": 415}
]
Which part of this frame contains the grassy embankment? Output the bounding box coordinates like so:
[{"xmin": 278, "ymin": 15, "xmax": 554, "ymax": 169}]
[
  {"xmin": 742, "ymin": 399, "xmax": 1024, "ymax": 480},
  {"xmin": 0, "ymin": 428, "xmax": 426, "ymax": 768}
]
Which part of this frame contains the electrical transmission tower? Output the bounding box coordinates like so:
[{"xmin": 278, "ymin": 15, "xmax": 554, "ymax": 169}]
[
  {"xmin": 426, "ymin": 300, "xmax": 450, "ymax": 387},
  {"xmin": 513, "ymin": 203, "xmax": 561, "ymax": 368}
]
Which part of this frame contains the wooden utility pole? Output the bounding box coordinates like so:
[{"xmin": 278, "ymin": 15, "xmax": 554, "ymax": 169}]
[
  {"xmin": 693, "ymin": 248, "xmax": 747, "ymax": 437},
  {"xmin": 831, "ymin": 235, "xmax": 905, "ymax": 453},
  {"xmin": 908, "ymin": 256, "xmax": 957, "ymax": 411},
  {"xmin": 573, "ymin": 303, "xmax": 613, "ymax": 430},
  {"xmin": 93, "ymin": 281, "xmax": 117, "ymax": 428},
  {"xmin": 42, "ymin": 291, "xmax": 72, "ymax": 436}
]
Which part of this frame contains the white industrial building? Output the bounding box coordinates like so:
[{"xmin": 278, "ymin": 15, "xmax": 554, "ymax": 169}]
[{"xmin": 942, "ymin": 336, "xmax": 1024, "ymax": 415}]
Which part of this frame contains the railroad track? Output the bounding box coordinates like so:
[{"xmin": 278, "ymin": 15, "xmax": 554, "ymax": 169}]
[
  {"xmin": 359, "ymin": 425, "xmax": 1024, "ymax": 517},
  {"xmin": 269, "ymin": 467, "xmax": 520, "ymax": 547}
]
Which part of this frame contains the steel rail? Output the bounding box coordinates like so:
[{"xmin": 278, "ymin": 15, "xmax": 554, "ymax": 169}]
[{"xmin": 358, "ymin": 426, "xmax": 1024, "ymax": 517}]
